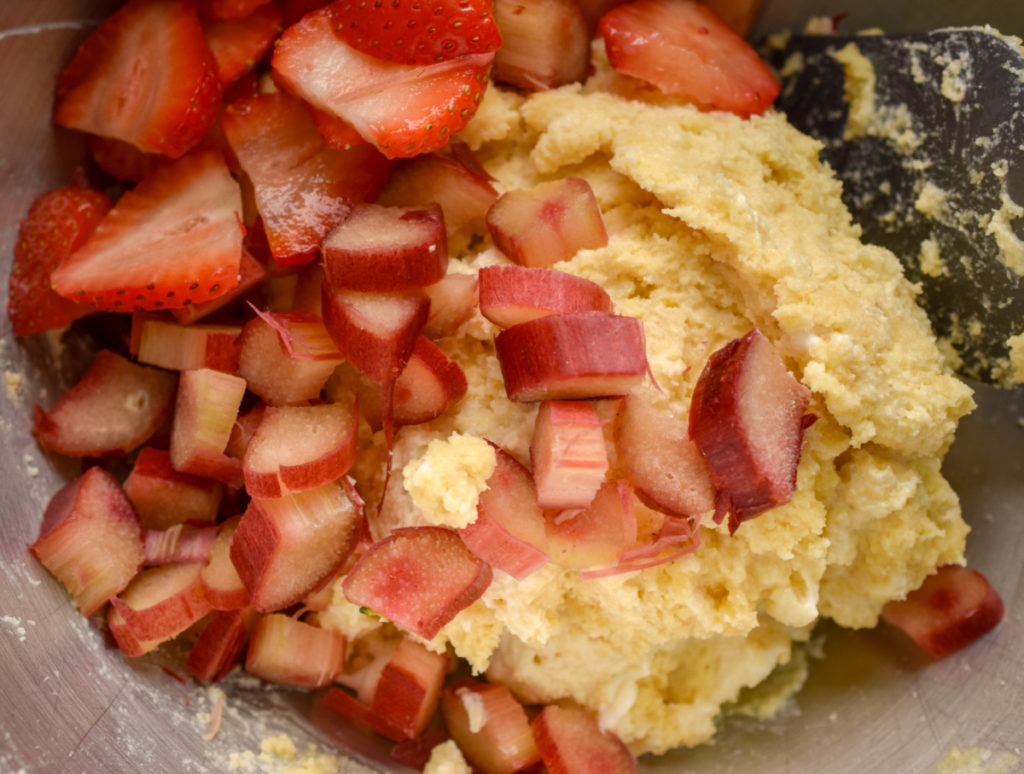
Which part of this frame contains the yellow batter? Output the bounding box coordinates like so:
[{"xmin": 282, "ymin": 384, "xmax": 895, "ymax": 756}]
[{"xmin": 324, "ymin": 47, "xmax": 974, "ymax": 755}]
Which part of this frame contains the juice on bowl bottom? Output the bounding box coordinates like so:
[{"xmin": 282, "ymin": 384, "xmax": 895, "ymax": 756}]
[{"xmin": 2, "ymin": 1, "xmax": 1014, "ymax": 773}]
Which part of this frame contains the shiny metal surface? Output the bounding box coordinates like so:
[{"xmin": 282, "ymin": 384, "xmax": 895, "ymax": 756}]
[{"xmin": 0, "ymin": 2, "xmax": 1020, "ymax": 773}]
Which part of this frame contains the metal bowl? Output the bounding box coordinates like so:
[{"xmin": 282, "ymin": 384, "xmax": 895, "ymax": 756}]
[{"xmin": 1, "ymin": 2, "xmax": 1020, "ymax": 772}]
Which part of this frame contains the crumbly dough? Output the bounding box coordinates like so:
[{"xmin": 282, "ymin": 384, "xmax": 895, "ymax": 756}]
[{"xmin": 328, "ymin": 49, "xmax": 974, "ymax": 756}]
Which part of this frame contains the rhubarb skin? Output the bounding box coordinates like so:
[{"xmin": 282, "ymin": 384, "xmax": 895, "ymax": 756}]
[
  {"xmin": 31, "ymin": 466, "xmax": 144, "ymax": 616},
  {"xmin": 123, "ymin": 446, "xmax": 223, "ymax": 529},
  {"xmin": 532, "ymin": 704, "xmax": 638, "ymax": 774},
  {"xmin": 441, "ymin": 678, "xmax": 541, "ymax": 774},
  {"xmin": 33, "ymin": 349, "xmax": 177, "ymax": 458},
  {"xmin": 245, "ymin": 613, "xmax": 346, "ymax": 688},
  {"xmin": 495, "ymin": 311, "xmax": 648, "ymax": 401},
  {"xmin": 342, "ymin": 526, "xmax": 493, "ymax": 640},
  {"xmin": 187, "ymin": 607, "xmax": 256, "ymax": 683},
  {"xmin": 688, "ymin": 328, "xmax": 811, "ymax": 532}
]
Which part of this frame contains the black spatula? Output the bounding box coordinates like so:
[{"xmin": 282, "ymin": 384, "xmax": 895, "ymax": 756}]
[{"xmin": 772, "ymin": 28, "xmax": 1024, "ymax": 384}]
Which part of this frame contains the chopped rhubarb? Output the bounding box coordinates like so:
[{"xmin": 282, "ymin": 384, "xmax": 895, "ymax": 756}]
[
  {"xmin": 321, "ymin": 286, "xmax": 430, "ymax": 382},
  {"xmin": 108, "ymin": 562, "xmax": 212, "ymax": 654},
  {"xmin": 495, "ymin": 312, "xmax": 648, "ymax": 402},
  {"xmin": 143, "ymin": 524, "xmax": 218, "ymax": 566},
  {"xmin": 882, "ymin": 565, "xmax": 1005, "ymax": 659},
  {"xmin": 186, "ymin": 607, "xmax": 256, "ymax": 683},
  {"xmin": 531, "ymin": 400, "xmax": 609, "ymax": 510},
  {"xmin": 236, "ymin": 313, "xmax": 343, "ymax": 405},
  {"xmin": 226, "ymin": 401, "xmax": 267, "ymax": 460},
  {"xmin": 124, "ymin": 447, "xmax": 223, "ymax": 529},
  {"xmin": 492, "ymin": 0, "xmax": 589, "ymax": 91},
  {"xmin": 422, "ymin": 273, "xmax": 479, "ymax": 339},
  {"xmin": 391, "ymin": 337, "xmax": 469, "ymax": 427},
  {"xmin": 242, "ymin": 402, "xmax": 359, "ymax": 497},
  {"xmin": 377, "ymin": 152, "xmax": 498, "ymax": 248},
  {"xmin": 322, "ymin": 202, "xmax": 448, "ymax": 291},
  {"xmin": 200, "ymin": 515, "xmax": 251, "ymax": 611},
  {"xmin": 245, "ymin": 613, "xmax": 346, "ymax": 688},
  {"xmin": 230, "ymin": 481, "xmax": 363, "ymax": 612},
  {"xmin": 372, "ymin": 638, "xmax": 448, "ymax": 740},
  {"xmin": 221, "ymin": 91, "xmax": 391, "ymax": 265},
  {"xmin": 598, "ymin": 0, "xmax": 779, "ymax": 116},
  {"xmin": 545, "ymin": 479, "xmax": 638, "ymax": 571},
  {"xmin": 441, "ymin": 678, "xmax": 541, "ymax": 774},
  {"xmin": 134, "ymin": 318, "xmax": 242, "ymax": 373},
  {"xmin": 30, "ymin": 467, "xmax": 144, "ymax": 616},
  {"xmin": 613, "ymin": 391, "xmax": 715, "ymax": 517},
  {"xmin": 460, "ymin": 448, "xmax": 549, "ymax": 580},
  {"xmin": 532, "ymin": 704, "xmax": 638, "ymax": 774},
  {"xmin": 487, "ymin": 178, "xmax": 608, "ymax": 268},
  {"xmin": 342, "ymin": 526, "xmax": 493, "ymax": 640},
  {"xmin": 249, "ymin": 308, "xmax": 343, "ymax": 361},
  {"xmin": 33, "ymin": 350, "xmax": 177, "ymax": 458},
  {"xmin": 169, "ymin": 368, "xmax": 247, "ymax": 486},
  {"xmin": 579, "ymin": 503, "xmax": 700, "ymax": 579},
  {"xmin": 479, "ymin": 265, "xmax": 614, "ymax": 329},
  {"xmin": 688, "ymin": 329, "xmax": 811, "ymax": 533}
]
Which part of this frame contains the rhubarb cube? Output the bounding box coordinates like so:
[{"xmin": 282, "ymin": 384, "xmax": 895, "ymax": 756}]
[
  {"xmin": 245, "ymin": 613, "xmax": 346, "ymax": 687},
  {"xmin": 123, "ymin": 446, "xmax": 223, "ymax": 529},
  {"xmin": 441, "ymin": 678, "xmax": 541, "ymax": 774},
  {"xmin": 531, "ymin": 399, "xmax": 609, "ymax": 510},
  {"xmin": 30, "ymin": 466, "xmax": 144, "ymax": 616}
]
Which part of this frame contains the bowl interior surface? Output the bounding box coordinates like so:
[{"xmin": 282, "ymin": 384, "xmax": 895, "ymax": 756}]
[{"xmin": 0, "ymin": 2, "xmax": 1020, "ymax": 773}]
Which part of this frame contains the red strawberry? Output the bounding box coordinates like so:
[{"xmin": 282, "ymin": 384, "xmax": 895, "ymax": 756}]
[
  {"xmin": 53, "ymin": 0, "xmax": 222, "ymax": 159},
  {"xmin": 198, "ymin": 0, "xmax": 273, "ymax": 21},
  {"xmin": 8, "ymin": 178, "xmax": 112, "ymax": 336},
  {"xmin": 330, "ymin": 0, "xmax": 502, "ymax": 65},
  {"xmin": 89, "ymin": 136, "xmax": 161, "ymax": 183},
  {"xmin": 598, "ymin": 0, "xmax": 779, "ymax": 116},
  {"xmin": 273, "ymin": 7, "xmax": 493, "ymax": 158},
  {"xmin": 221, "ymin": 92, "xmax": 392, "ymax": 265},
  {"xmin": 203, "ymin": 2, "xmax": 284, "ymax": 86},
  {"xmin": 51, "ymin": 147, "xmax": 244, "ymax": 311}
]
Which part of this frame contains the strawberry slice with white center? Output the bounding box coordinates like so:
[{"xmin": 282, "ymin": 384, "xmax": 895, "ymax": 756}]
[
  {"xmin": 330, "ymin": 0, "xmax": 502, "ymax": 65},
  {"xmin": 598, "ymin": 0, "xmax": 780, "ymax": 117},
  {"xmin": 51, "ymin": 147, "xmax": 244, "ymax": 312},
  {"xmin": 882, "ymin": 565, "xmax": 1005, "ymax": 659},
  {"xmin": 342, "ymin": 526, "xmax": 492, "ymax": 640},
  {"xmin": 53, "ymin": 0, "xmax": 221, "ymax": 158},
  {"xmin": 221, "ymin": 92, "xmax": 392, "ymax": 265},
  {"xmin": 272, "ymin": 7, "xmax": 494, "ymax": 158}
]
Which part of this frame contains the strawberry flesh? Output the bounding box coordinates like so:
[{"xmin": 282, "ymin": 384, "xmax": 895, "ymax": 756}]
[
  {"xmin": 203, "ymin": 2, "xmax": 283, "ymax": 86},
  {"xmin": 51, "ymin": 147, "xmax": 244, "ymax": 311},
  {"xmin": 330, "ymin": 0, "xmax": 502, "ymax": 65},
  {"xmin": 54, "ymin": 0, "xmax": 222, "ymax": 158},
  {"xmin": 7, "ymin": 180, "xmax": 111, "ymax": 336},
  {"xmin": 598, "ymin": 0, "xmax": 779, "ymax": 116}
]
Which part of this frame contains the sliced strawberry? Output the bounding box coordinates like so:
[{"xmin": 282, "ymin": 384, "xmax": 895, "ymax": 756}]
[
  {"xmin": 280, "ymin": 0, "xmax": 331, "ymax": 25},
  {"xmin": 598, "ymin": 0, "xmax": 779, "ymax": 116},
  {"xmin": 89, "ymin": 136, "xmax": 161, "ymax": 182},
  {"xmin": 51, "ymin": 147, "xmax": 243, "ymax": 312},
  {"xmin": 221, "ymin": 92, "xmax": 392, "ymax": 266},
  {"xmin": 308, "ymin": 106, "xmax": 370, "ymax": 151},
  {"xmin": 272, "ymin": 8, "xmax": 493, "ymax": 158},
  {"xmin": 7, "ymin": 179, "xmax": 111, "ymax": 336},
  {"xmin": 203, "ymin": 2, "xmax": 283, "ymax": 86},
  {"xmin": 199, "ymin": 0, "xmax": 273, "ymax": 21},
  {"xmin": 330, "ymin": 0, "xmax": 501, "ymax": 65},
  {"xmin": 53, "ymin": 0, "xmax": 221, "ymax": 158}
]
